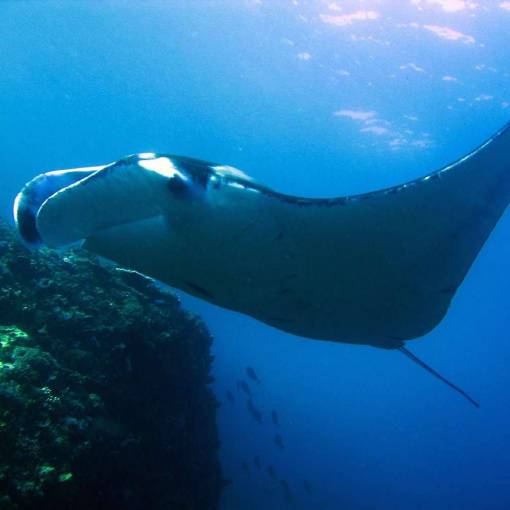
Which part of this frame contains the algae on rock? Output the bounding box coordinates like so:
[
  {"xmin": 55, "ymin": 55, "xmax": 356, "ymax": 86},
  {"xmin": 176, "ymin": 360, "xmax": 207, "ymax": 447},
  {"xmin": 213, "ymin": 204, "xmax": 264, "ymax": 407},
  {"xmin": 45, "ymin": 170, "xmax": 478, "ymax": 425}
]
[{"xmin": 0, "ymin": 221, "xmax": 222, "ymax": 510}]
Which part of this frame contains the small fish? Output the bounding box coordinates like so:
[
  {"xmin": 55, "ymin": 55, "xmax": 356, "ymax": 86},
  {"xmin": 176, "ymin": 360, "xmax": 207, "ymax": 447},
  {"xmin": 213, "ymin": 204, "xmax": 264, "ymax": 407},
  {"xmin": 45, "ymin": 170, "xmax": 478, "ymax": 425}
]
[
  {"xmin": 271, "ymin": 409, "xmax": 279, "ymax": 426},
  {"xmin": 274, "ymin": 433, "xmax": 284, "ymax": 450},
  {"xmin": 267, "ymin": 465, "xmax": 277, "ymax": 480},
  {"xmin": 303, "ymin": 479, "xmax": 313, "ymax": 494},
  {"xmin": 280, "ymin": 479, "xmax": 293, "ymax": 504},
  {"xmin": 239, "ymin": 380, "xmax": 251, "ymax": 397},
  {"xmin": 245, "ymin": 366, "xmax": 260, "ymax": 384},
  {"xmin": 247, "ymin": 399, "xmax": 263, "ymax": 424},
  {"xmin": 254, "ymin": 455, "xmax": 261, "ymax": 470},
  {"xmin": 226, "ymin": 390, "xmax": 235, "ymax": 404}
]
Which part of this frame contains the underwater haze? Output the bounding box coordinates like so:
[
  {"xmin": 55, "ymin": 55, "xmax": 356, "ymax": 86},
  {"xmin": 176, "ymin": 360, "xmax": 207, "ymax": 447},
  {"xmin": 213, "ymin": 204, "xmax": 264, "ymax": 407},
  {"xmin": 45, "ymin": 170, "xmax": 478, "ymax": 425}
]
[{"xmin": 2, "ymin": 1, "xmax": 510, "ymax": 509}]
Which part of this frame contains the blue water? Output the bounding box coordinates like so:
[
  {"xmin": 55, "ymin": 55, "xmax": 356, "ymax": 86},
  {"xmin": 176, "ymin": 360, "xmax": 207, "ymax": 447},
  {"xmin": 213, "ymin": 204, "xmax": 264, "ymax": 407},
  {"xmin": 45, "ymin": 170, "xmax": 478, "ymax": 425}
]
[{"xmin": 2, "ymin": 1, "xmax": 510, "ymax": 509}]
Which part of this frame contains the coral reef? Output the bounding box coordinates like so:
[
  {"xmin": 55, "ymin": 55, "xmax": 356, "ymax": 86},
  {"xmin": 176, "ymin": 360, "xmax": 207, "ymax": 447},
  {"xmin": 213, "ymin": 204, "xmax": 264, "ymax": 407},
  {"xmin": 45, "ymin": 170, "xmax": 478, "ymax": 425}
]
[{"xmin": 0, "ymin": 222, "xmax": 222, "ymax": 510}]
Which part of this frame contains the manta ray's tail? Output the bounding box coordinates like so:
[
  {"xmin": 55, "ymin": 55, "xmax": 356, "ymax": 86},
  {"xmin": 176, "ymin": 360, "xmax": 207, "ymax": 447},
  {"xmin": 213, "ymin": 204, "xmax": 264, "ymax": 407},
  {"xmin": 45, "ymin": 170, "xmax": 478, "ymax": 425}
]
[{"xmin": 398, "ymin": 346, "xmax": 479, "ymax": 408}]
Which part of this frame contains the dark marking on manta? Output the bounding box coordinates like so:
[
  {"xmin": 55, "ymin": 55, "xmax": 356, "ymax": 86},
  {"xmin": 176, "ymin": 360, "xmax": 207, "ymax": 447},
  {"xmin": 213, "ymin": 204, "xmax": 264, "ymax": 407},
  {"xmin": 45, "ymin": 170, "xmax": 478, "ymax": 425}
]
[
  {"xmin": 167, "ymin": 175, "xmax": 190, "ymax": 197},
  {"xmin": 171, "ymin": 156, "xmax": 214, "ymax": 189}
]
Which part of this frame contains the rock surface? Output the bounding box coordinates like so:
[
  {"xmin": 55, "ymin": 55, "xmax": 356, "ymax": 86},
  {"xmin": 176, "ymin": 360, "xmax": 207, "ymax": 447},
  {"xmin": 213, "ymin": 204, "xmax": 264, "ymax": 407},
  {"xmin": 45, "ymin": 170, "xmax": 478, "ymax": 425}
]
[{"xmin": 0, "ymin": 222, "xmax": 222, "ymax": 510}]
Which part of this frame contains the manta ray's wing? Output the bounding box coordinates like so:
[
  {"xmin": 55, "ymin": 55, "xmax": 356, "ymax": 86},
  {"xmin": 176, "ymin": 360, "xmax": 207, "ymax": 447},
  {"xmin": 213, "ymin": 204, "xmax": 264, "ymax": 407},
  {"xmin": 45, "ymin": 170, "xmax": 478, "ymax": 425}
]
[{"xmin": 14, "ymin": 124, "xmax": 510, "ymax": 348}]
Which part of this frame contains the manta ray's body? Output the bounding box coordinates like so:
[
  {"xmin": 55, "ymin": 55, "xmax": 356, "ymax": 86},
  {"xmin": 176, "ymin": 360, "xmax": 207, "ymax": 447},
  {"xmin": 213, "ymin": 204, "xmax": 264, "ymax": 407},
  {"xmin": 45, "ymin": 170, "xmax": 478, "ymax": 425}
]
[{"xmin": 14, "ymin": 124, "xmax": 510, "ymax": 353}]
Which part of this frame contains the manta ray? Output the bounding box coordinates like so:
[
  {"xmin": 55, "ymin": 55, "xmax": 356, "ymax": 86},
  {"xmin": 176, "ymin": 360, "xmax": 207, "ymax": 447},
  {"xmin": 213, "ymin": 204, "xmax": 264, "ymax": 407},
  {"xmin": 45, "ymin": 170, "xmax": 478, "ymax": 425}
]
[{"xmin": 14, "ymin": 123, "xmax": 510, "ymax": 406}]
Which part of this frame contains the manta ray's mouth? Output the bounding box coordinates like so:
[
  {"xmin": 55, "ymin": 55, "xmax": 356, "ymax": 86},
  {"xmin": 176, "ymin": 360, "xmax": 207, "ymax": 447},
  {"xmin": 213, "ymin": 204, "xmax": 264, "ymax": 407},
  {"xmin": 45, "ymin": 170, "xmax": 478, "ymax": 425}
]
[{"xmin": 14, "ymin": 167, "xmax": 103, "ymax": 248}]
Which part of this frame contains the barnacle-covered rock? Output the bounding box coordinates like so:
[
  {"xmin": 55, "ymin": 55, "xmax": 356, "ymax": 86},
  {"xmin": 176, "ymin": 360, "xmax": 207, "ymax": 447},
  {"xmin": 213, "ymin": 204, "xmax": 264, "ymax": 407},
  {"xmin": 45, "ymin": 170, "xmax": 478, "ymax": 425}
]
[{"xmin": 0, "ymin": 221, "xmax": 222, "ymax": 510}]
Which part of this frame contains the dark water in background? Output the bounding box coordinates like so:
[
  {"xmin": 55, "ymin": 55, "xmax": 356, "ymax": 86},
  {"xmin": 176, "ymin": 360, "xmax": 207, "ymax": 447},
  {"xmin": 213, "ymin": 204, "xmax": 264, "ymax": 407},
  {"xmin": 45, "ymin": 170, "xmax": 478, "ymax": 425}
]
[{"xmin": 2, "ymin": 1, "xmax": 510, "ymax": 509}]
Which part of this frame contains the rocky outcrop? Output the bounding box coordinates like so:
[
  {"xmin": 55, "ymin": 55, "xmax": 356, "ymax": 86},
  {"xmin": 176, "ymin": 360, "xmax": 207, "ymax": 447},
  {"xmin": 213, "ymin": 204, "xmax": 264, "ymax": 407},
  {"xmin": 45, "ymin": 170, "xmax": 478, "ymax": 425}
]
[{"xmin": 0, "ymin": 222, "xmax": 222, "ymax": 510}]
